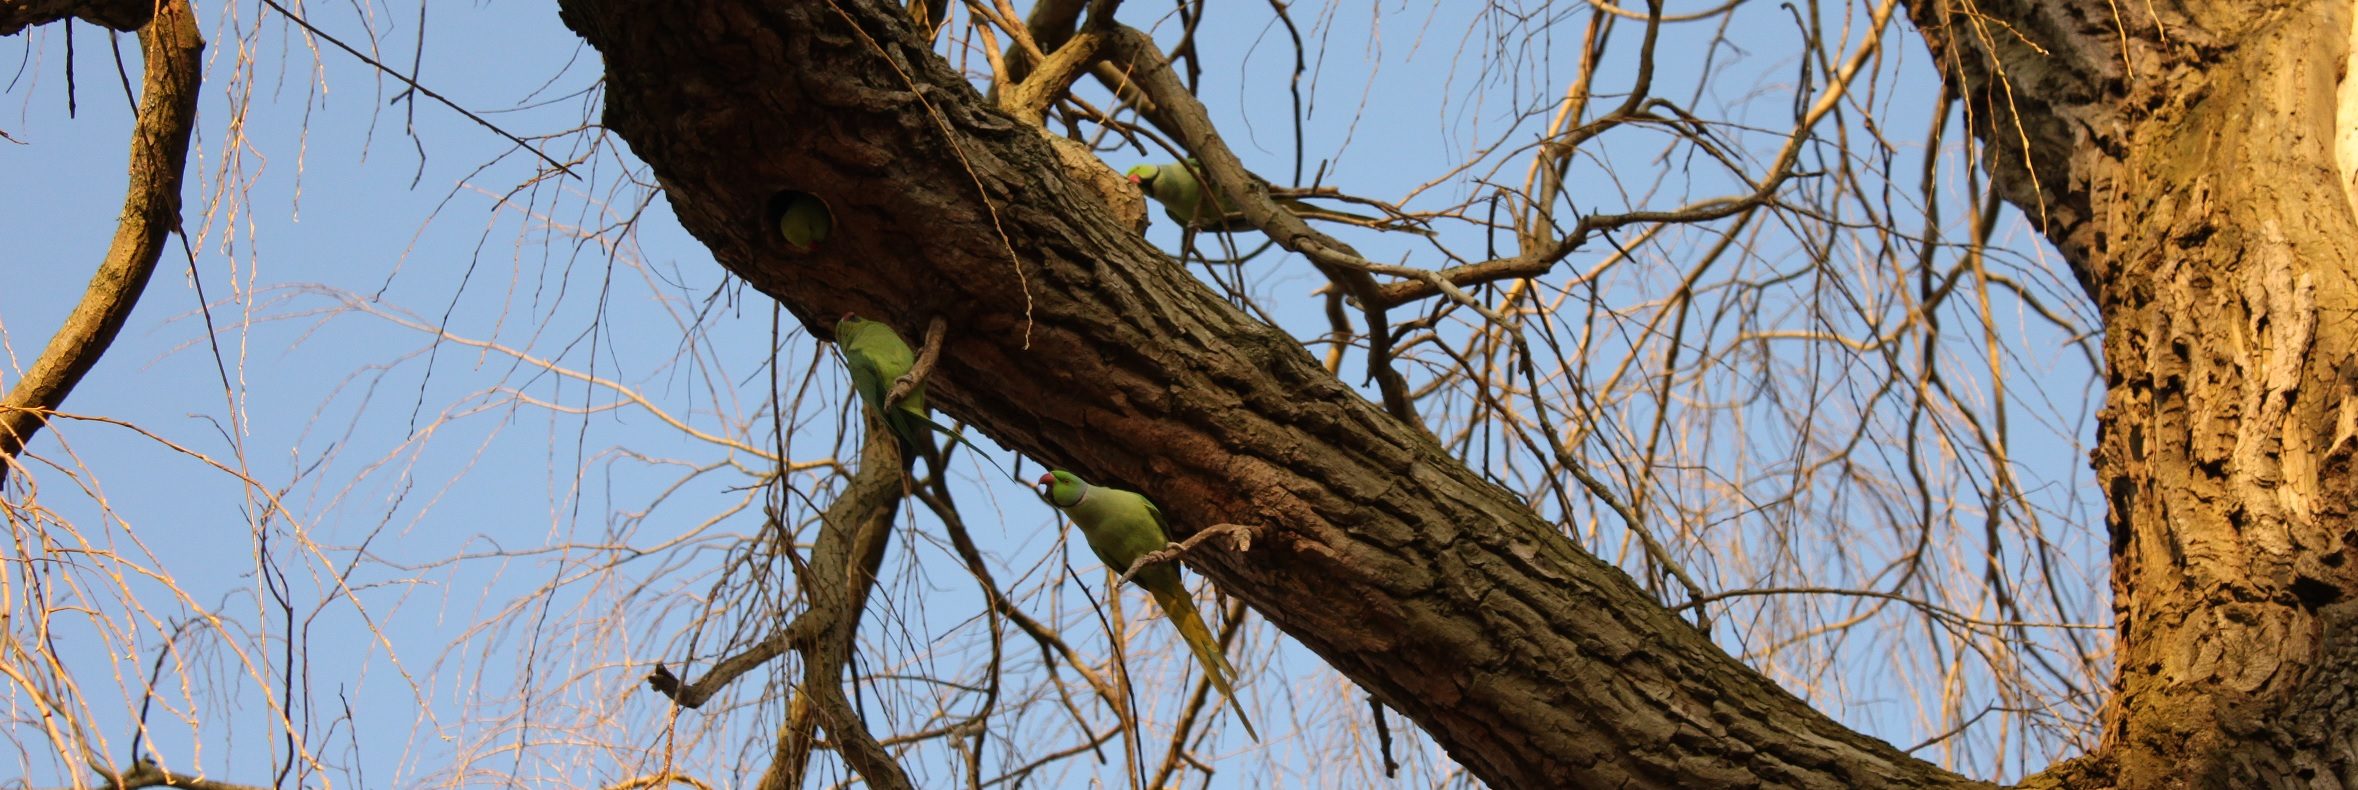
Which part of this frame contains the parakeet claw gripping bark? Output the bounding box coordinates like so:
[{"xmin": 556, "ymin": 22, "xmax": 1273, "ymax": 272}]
[{"xmin": 834, "ymin": 313, "xmax": 931, "ymax": 452}]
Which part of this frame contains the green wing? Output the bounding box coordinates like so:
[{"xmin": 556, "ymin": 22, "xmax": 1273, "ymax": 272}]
[
  {"xmin": 841, "ymin": 344, "xmax": 890, "ymax": 414},
  {"xmin": 842, "ymin": 323, "xmax": 919, "ymax": 409},
  {"xmin": 838, "ymin": 318, "xmax": 928, "ymax": 452},
  {"xmin": 1127, "ymin": 492, "xmax": 1260, "ymax": 742},
  {"xmin": 1141, "ymin": 497, "xmax": 1172, "ymax": 544},
  {"xmin": 836, "ymin": 318, "xmax": 1020, "ymax": 481}
]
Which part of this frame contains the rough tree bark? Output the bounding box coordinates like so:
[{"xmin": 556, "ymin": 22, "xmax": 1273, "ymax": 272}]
[
  {"xmin": 1908, "ymin": 0, "xmax": 2358, "ymax": 786},
  {"xmin": 0, "ymin": 0, "xmax": 153, "ymax": 36},
  {"xmin": 555, "ymin": 1, "xmax": 1981, "ymax": 787}
]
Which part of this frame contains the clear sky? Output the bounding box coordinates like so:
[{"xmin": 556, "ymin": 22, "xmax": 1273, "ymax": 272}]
[{"xmin": 2, "ymin": 1, "xmax": 2102, "ymax": 787}]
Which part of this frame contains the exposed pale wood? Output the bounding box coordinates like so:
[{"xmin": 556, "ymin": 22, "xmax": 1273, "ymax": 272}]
[{"xmin": 1911, "ymin": 0, "xmax": 2358, "ymax": 785}]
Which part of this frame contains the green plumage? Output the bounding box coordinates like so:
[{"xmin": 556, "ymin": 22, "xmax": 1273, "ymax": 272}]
[
  {"xmin": 777, "ymin": 193, "xmax": 833, "ymax": 253},
  {"xmin": 1126, "ymin": 160, "xmax": 1375, "ymax": 232},
  {"xmin": 1038, "ymin": 470, "xmax": 1259, "ymax": 741},
  {"xmin": 833, "ymin": 314, "xmax": 1016, "ymax": 484},
  {"xmin": 835, "ymin": 313, "xmax": 932, "ymax": 454}
]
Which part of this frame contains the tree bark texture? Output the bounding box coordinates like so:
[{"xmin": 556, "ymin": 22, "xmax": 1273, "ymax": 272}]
[
  {"xmin": 776, "ymin": 420, "xmax": 913, "ymax": 790},
  {"xmin": 0, "ymin": 0, "xmax": 201, "ymax": 482},
  {"xmin": 555, "ymin": 1, "xmax": 1981, "ymax": 787},
  {"xmin": 1911, "ymin": 0, "xmax": 2358, "ymax": 786},
  {"xmin": 0, "ymin": 0, "xmax": 154, "ymax": 36}
]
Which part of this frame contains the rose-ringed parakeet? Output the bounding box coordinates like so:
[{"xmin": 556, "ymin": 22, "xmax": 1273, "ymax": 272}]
[
  {"xmin": 774, "ymin": 191, "xmax": 833, "ymax": 253},
  {"xmin": 835, "ymin": 313, "xmax": 932, "ymax": 452},
  {"xmin": 833, "ymin": 313, "xmax": 1011, "ymax": 479},
  {"xmin": 1126, "ymin": 160, "xmax": 1378, "ymax": 233},
  {"xmin": 1036, "ymin": 470, "xmax": 1258, "ymax": 741}
]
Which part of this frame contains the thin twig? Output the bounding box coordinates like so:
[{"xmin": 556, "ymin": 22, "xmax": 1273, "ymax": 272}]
[
  {"xmin": 1112, "ymin": 522, "xmax": 1256, "ymax": 589},
  {"xmin": 252, "ymin": 0, "xmax": 577, "ymax": 178},
  {"xmin": 885, "ymin": 316, "xmax": 950, "ymax": 413}
]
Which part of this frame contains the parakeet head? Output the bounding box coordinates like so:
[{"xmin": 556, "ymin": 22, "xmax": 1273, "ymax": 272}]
[
  {"xmin": 1125, "ymin": 163, "xmax": 1160, "ymax": 187},
  {"xmin": 773, "ymin": 191, "xmax": 833, "ymax": 253},
  {"xmin": 836, "ymin": 312, "xmax": 865, "ymax": 335},
  {"xmin": 1036, "ymin": 470, "xmax": 1089, "ymax": 507}
]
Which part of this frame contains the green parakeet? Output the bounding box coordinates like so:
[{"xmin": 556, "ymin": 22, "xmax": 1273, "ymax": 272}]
[
  {"xmin": 1037, "ymin": 470, "xmax": 1258, "ymax": 741},
  {"xmin": 833, "ymin": 314, "xmax": 1013, "ymax": 481},
  {"xmin": 776, "ymin": 192, "xmax": 833, "ymax": 253},
  {"xmin": 835, "ymin": 313, "xmax": 931, "ymax": 452},
  {"xmin": 1126, "ymin": 160, "xmax": 1376, "ymax": 233}
]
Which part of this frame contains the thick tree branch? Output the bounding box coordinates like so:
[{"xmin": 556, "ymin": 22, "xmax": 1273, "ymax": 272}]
[
  {"xmin": 1900, "ymin": 0, "xmax": 2197, "ymax": 297},
  {"xmin": 767, "ymin": 415, "xmax": 911, "ymax": 789},
  {"xmin": 554, "ymin": 0, "xmax": 1981, "ymax": 785},
  {"xmin": 90, "ymin": 758, "xmax": 267, "ymax": 790},
  {"xmin": 0, "ymin": 0, "xmax": 200, "ymax": 483},
  {"xmin": 0, "ymin": 0, "xmax": 152, "ymax": 35},
  {"xmin": 999, "ymin": 29, "xmax": 1099, "ymax": 125}
]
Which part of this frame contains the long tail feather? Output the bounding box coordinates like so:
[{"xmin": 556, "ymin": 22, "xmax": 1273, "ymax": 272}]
[{"xmin": 1148, "ymin": 584, "xmax": 1259, "ymax": 742}]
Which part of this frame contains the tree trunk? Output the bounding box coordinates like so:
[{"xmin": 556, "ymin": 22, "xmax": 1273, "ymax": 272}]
[
  {"xmin": 554, "ymin": 0, "xmax": 1980, "ymax": 786},
  {"xmin": 1912, "ymin": 0, "xmax": 2358, "ymax": 786}
]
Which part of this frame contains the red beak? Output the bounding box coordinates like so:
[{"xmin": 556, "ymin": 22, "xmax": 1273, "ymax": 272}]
[
  {"xmin": 1035, "ymin": 473, "xmax": 1055, "ymax": 485},
  {"xmin": 1127, "ymin": 174, "xmax": 1141, "ymax": 185}
]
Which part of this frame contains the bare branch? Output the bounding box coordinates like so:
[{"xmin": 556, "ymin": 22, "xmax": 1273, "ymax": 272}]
[
  {"xmin": 0, "ymin": 0, "xmax": 199, "ymax": 482},
  {"xmin": 884, "ymin": 316, "xmax": 950, "ymax": 414},
  {"xmin": 769, "ymin": 410, "xmax": 913, "ymax": 789},
  {"xmin": 90, "ymin": 758, "xmax": 269, "ymax": 790},
  {"xmin": 1112, "ymin": 522, "xmax": 1256, "ymax": 590}
]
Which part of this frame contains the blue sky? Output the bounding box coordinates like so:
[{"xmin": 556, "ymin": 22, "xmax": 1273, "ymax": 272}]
[{"xmin": 2, "ymin": 1, "xmax": 2103, "ymax": 786}]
